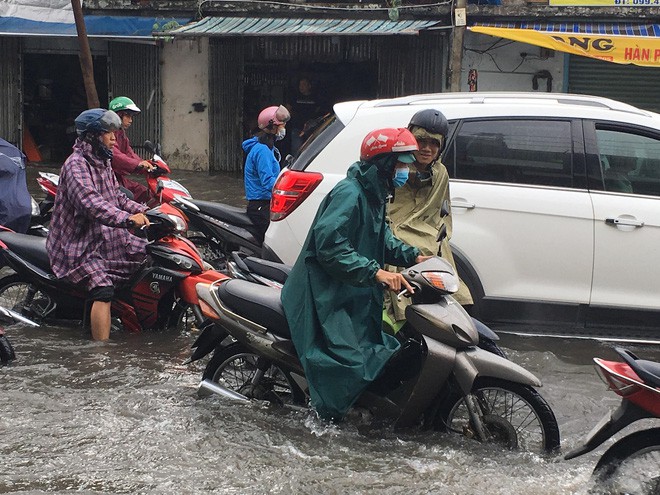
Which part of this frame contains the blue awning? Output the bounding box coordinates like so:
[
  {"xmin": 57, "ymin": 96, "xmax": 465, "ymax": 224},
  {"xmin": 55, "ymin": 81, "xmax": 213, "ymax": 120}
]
[{"xmin": 0, "ymin": 15, "xmax": 189, "ymax": 38}]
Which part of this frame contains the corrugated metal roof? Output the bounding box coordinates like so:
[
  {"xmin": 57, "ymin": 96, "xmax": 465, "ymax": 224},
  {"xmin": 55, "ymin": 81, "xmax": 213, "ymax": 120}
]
[{"xmin": 165, "ymin": 16, "xmax": 441, "ymax": 37}]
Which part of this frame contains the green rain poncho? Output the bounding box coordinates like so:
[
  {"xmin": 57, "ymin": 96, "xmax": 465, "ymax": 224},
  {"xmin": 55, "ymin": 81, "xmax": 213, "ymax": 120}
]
[{"xmin": 281, "ymin": 159, "xmax": 419, "ymax": 421}]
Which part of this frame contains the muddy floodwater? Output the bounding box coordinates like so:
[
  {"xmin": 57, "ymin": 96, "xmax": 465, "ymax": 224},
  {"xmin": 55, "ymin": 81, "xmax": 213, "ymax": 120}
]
[
  {"xmin": 2, "ymin": 325, "xmax": 659, "ymax": 494},
  {"xmin": 1, "ymin": 167, "xmax": 657, "ymax": 494}
]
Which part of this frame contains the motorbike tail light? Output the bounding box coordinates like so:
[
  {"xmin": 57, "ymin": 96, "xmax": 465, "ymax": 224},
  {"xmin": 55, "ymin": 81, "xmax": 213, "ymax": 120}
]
[
  {"xmin": 595, "ymin": 358, "xmax": 644, "ymax": 397},
  {"xmin": 270, "ymin": 170, "xmax": 323, "ymax": 221},
  {"xmin": 199, "ymin": 298, "xmax": 221, "ymax": 320},
  {"xmin": 422, "ymin": 271, "xmax": 459, "ymax": 293}
]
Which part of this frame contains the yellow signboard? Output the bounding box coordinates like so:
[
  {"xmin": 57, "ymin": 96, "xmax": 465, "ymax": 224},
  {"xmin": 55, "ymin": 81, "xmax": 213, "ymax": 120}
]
[{"xmin": 470, "ymin": 26, "xmax": 660, "ymax": 67}]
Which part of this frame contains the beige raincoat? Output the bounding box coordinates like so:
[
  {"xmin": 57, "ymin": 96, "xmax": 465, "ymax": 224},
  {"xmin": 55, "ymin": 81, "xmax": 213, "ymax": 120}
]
[{"xmin": 385, "ymin": 160, "xmax": 473, "ymax": 322}]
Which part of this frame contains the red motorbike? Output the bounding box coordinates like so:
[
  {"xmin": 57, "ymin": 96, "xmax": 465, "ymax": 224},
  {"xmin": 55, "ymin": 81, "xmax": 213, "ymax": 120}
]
[
  {"xmin": 0, "ymin": 203, "xmax": 228, "ymax": 334},
  {"xmin": 565, "ymin": 347, "xmax": 660, "ymax": 494},
  {"xmin": 32, "ymin": 141, "xmax": 191, "ymax": 229}
]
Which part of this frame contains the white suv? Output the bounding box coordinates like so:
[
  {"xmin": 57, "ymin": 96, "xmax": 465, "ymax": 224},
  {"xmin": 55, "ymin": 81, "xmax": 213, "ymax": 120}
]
[{"xmin": 263, "ymin": 92, "xmax": 660, "ymax": 339}]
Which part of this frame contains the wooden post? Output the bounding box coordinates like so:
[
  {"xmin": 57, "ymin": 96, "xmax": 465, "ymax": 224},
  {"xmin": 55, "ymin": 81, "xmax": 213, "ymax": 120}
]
[
  {"xmin": 449, "ymin": 0, "xmax": 467, "ymax": 92},
  {"xmin": 71, "ymin": 0, "xmax": 99, "ymax": 108}
]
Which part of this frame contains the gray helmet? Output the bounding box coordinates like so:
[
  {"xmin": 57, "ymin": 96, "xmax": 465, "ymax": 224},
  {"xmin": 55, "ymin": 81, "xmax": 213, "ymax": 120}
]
[{"xmin": 75, "ymin": 109, "xmax": 122, "ymax": 136}]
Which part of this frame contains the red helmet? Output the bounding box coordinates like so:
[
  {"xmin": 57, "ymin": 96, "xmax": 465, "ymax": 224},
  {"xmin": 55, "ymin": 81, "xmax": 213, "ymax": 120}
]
[
  {"xmin": 258, "ymin": 105, "xmax": 291, "ymax": 129},
  {"xmin": 360, "ymin": 128, "xmax": 418, "ymax": 161}
]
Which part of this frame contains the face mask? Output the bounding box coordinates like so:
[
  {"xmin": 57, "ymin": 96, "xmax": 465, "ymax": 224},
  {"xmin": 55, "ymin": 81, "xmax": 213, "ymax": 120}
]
[
  {"xmin": 275, "ymin": 128, "xmax": 286, "ymax": 141},
  {"xmin": 392, "ymin": 167, "xmax": 409, "ymax": 188}
]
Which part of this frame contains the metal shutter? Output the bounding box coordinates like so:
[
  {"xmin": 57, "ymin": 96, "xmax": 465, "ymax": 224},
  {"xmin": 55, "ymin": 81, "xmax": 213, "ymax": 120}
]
[
  {"xmin": 108, "ymin": 42, "xmax": 161, "ymax": 158},
  {"xmin": 209, "ymin": 38, "xmax": 244, "ymax": 173},
  {"xmin": 0, "ymin": 38, "xmax": 21, "ymax": 145},
  {"xmin": 568, "ymin": 55, "xmax": 660, "ymax": 113}
]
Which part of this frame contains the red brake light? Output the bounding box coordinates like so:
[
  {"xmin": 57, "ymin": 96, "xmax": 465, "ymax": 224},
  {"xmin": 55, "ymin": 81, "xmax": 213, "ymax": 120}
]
[{"xmin": 270, "ymin": 170, "xmax": 323, "ymax": 221}]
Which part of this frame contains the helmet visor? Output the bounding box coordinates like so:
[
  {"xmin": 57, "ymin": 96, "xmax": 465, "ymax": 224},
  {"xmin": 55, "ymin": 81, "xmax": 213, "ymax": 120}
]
[
  {"xmin": 99, "ymin": 110, "xmax": 122, "ymax": 132},
  {"xmin": 274, "ymin": 105, "xmax": 291, "ymax": 124}
]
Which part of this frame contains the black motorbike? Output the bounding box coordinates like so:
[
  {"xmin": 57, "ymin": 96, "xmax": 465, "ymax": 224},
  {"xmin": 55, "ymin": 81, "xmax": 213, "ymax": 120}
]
[{"xmin": 172, "ymin": 196, "xmax": 262, "ymax": 270}]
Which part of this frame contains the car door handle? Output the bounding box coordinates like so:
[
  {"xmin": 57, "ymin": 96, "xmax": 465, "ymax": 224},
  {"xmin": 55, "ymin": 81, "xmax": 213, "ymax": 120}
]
[
  {"xmin": 451, "ymin": 200, "xmax": 475, "ymax": 210},
  {"xmin": 605, "ymin": 217, "xmax": 644, "ymax": 228}
]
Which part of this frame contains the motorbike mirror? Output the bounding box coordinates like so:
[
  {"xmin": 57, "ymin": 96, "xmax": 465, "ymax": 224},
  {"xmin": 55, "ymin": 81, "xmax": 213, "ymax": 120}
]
[
  {"xmin": 143, "ymin": 140, "xmax": 154, "ymax": 153},
  {"xmin": 436, "ymin": 223, "xmax": 447, "ymax": 243},
  {"xmin": 440, "ymin": 200, "xmax": 450, "ymax": 218},
  {"xmin": 285, "ymin": 154, "xmax": 294, "ymax": 167},
  {"xmin": 155, "ymin": 143, "xmax": 162, "ymax": 156}
]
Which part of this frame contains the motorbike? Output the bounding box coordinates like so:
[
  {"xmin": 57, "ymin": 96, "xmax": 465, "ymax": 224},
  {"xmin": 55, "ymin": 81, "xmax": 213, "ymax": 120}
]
[
  {"xmin": 0, "ymin": 203, "xmax": 228, "ymax": 334},
  {"xmin": 172, "ymin": 196, "xmax": 262, "ymax": 270},
  {"xmin": 29, "ymin": 141, "xmax": 192, "ymax": 230},
  {"xmin": 188, "ymin": 255, "xmax": 560, "ymax": 454},
  {"xmin": 0, "ymin": 305, "xmax": 39, "ymax": 365},
  {"xmin": 223, "ymin": 249, "xmax": 506, "ymax": 357},
  {"xmin": 565, "ymin": 347, "xmax": 660, "ymax": 494}
]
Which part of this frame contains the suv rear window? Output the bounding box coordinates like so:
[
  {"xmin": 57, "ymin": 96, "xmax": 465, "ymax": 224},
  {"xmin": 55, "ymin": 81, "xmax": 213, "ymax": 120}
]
[
  {"xmin": 288, "ymin": 114, "xmax": 344, "ymax": 171},
  {"xmin": 444, "ymin": 119, "xmax": 574, "ymax": 188}
]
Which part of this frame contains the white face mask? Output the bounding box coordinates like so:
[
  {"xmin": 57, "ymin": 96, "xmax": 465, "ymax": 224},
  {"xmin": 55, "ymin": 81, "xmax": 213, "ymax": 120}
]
[{"xmin": 276, "ymin": 128, "xmax": 286, "ymax": 141}]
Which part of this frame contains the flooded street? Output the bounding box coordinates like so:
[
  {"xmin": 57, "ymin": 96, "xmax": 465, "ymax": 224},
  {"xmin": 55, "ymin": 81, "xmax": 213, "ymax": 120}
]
[
  {"xmin": 2, "ymin": 324, "xmax": 659, "ymax": 494},
  {"xmin": 2, "ymin": 166, "xmax": 658, "ymax": 494}
]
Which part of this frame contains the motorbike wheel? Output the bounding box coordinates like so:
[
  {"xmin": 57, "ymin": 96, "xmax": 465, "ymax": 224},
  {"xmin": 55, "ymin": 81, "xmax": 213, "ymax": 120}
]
[
  {"xmin": 0, "ymin": 334, "xmax": 16, "ymax": 365},
  {"xmin": 436, "ymin": 377, "xmax": 561, "ymax": 454},
  {"xmin": 592, "ymin": 428, "xmax": 660, "ymax": 495},
  {"xmin": 187, "ymin": 236, "xmax": 227, "ymax": 270},
  {"xmin": 0, "ymin": 275, "xmax": 54, "ymax": 321},
  {"xmin": 203, "ymin": 342, "xmax": 305, "ymax": 406}
]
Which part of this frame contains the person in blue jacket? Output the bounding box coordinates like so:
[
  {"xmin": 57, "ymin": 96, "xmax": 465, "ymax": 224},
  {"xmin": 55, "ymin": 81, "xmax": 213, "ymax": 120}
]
[
  {"xmin": 281, "ymin": 127, "xmax": 430, "ymax": 422},
  {"xmin": 242, "ymin": 105, "xmax": 291, "ymax": 243}
]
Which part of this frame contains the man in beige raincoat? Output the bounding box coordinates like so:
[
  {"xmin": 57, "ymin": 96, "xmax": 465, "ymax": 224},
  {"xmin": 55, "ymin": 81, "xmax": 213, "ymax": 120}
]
[{"xmin": 385, "ymin": 109, "xmax": 473, "ymax": 329}]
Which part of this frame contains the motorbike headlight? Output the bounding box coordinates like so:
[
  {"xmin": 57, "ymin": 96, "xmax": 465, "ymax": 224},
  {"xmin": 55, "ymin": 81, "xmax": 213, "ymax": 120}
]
[
  {"xmin": 167, "ymin": 214, "xmax": 187, "ymax": 232},
  {"xmin": 31, "ymin": 197, "xmax": 40, "ymax": 216},
  {"xmin": 422, "ymin": 271, "xmax": 459, "ymax": 293}
]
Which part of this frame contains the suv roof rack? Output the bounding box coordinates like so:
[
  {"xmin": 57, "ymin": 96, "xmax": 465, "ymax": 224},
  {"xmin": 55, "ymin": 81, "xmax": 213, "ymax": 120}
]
[{"xmin": 373, "ymin": 92, "xmax": 650, "ymax": 117}]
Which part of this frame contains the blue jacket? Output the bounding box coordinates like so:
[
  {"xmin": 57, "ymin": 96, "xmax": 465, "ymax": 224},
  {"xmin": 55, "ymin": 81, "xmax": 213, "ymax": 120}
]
[{"xmin": 242, "ymin": 136, "xmax": 281, "ymax": 201}]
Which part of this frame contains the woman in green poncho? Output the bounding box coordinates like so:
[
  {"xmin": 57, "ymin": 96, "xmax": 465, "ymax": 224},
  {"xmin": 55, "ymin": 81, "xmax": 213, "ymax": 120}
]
[{"xmin": 280, "ymin": 127, "xmax": 429, "ymax": 422}]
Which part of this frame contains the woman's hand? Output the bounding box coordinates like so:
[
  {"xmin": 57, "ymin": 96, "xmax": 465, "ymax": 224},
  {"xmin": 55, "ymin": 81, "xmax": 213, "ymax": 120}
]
[
  {"xmin": 128, "ymin": 213, "xmax": 150, "ymax": 228},
  {"xmin": 375, "ymin": 269, "xmax": 414, "ymax": 294}
]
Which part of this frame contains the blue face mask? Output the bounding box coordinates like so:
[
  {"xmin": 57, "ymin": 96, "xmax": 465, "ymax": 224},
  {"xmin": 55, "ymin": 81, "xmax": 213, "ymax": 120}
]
[{"xmin": 392, "ymin": 167, "xmax": 409, "ymax": 188}]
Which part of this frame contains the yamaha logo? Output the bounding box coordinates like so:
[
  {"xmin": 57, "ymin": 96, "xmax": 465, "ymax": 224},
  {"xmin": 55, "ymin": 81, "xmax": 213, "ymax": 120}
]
[
  {"xmin": 149, "ymin": 282, "xmax": 160, "ymax": 294},
  {"xmin": 153, "ymin": 273, "xmax": 174, "ymax": 283}
]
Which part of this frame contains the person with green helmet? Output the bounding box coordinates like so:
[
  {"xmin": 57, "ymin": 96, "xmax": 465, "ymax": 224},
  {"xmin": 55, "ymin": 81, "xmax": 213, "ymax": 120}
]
[{"xmin": 108, "ymin": 96, "xmax": 156, "ymax": 203}]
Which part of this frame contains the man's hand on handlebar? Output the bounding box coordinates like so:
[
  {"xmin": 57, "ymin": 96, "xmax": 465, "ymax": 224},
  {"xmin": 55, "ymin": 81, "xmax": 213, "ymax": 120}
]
[
  {"xmin": 415, "ymin": 255, "xmax": 433, "ymax": 264},
  {"xmin": 127, "ymin": 213, "xmax": 150, "ymax": 229},
  {"xmin": 138, "ymin": 160, "xmax": 157, "ymax": 173},
  {"xmin": 375, "ymin": 269, "xmax": 414, "ymax": 294}
]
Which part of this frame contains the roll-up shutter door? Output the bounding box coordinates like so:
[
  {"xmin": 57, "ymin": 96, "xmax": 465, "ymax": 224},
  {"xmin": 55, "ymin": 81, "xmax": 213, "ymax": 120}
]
[
  {"xmin": 378, "ymin": 32, "xmax": 446, "ymax": 98},
  {"xmin": 568, "ymin": 55, "xmax": 660, "ymax": 113},
  {"xmin": 0, "ymin": 38, "xmax": 21, "ymax": 145},
  {"xmin": 209, "ymin": 38, "xmax": 244, "ymax": 173},
  {"xmin": 108, "ymin": 42, "xmax": 161, "ymax": 158}
]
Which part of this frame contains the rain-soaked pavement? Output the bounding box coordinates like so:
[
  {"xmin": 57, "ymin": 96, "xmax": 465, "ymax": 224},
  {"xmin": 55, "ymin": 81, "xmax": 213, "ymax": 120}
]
[{"xmin": 1, "ymin": 166, "xmax": 658, "ymax": 494}]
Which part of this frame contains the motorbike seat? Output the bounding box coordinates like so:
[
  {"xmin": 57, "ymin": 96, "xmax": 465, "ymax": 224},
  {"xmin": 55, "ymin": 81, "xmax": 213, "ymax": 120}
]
[
  {"xmin": 189, "ymin": 199, "xmax": 255, "ymax": 228},
  {"xmin": 217, "ymin": 278, "xmax": 290, "ymax": 338},
  {"xmin": 0, "ymin": 231, "xmax": 52, "ymax": 273},
  {"xmin": 244, "ymin": 256, "xmax": 291, "ymax": 285},
  {"xmin": 616, "ymin": 347, "xmax": 660, "ymax": 389}
]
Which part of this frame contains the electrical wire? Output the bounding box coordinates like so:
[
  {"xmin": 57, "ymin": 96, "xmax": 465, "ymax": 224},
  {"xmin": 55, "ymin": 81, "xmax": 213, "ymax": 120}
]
[{"xmin": 199, "ymin": 0, "xmax": 452, "ymax": 13}]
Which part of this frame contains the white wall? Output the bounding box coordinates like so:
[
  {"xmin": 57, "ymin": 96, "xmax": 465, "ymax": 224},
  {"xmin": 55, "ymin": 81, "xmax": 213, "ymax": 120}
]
[
  {"xmin": 461, "ymin": 31, "xmax": 566, "ymax": 93},
  {"xmin": 161, "ymin": 37, "xmax": 210, "ymax": 171}
]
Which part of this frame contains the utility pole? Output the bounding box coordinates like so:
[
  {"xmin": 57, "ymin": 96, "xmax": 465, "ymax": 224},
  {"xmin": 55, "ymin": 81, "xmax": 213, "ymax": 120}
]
[
  {"xmin": 449, "ymin": 0, "xmax": 467, "ymax": 92},
  {"xmin": 71, "ymin": 0, "xmax": 99, "ymax": 108}
]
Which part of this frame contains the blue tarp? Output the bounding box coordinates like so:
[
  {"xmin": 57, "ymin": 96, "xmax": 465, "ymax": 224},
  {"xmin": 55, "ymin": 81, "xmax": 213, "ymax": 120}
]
[
  {"xmin": 0, "ymin": 15, "xmax": 189, "ymax": 38},
  {"xmin": 0, "ymin": 139, "xmax": 31, "ymax": 234}
]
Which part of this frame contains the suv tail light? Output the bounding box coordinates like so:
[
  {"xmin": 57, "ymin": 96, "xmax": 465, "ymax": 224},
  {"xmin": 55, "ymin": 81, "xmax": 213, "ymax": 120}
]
[{"xmin": 270, "ymin": 170, "xmax": 323, "ymax": 221}]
